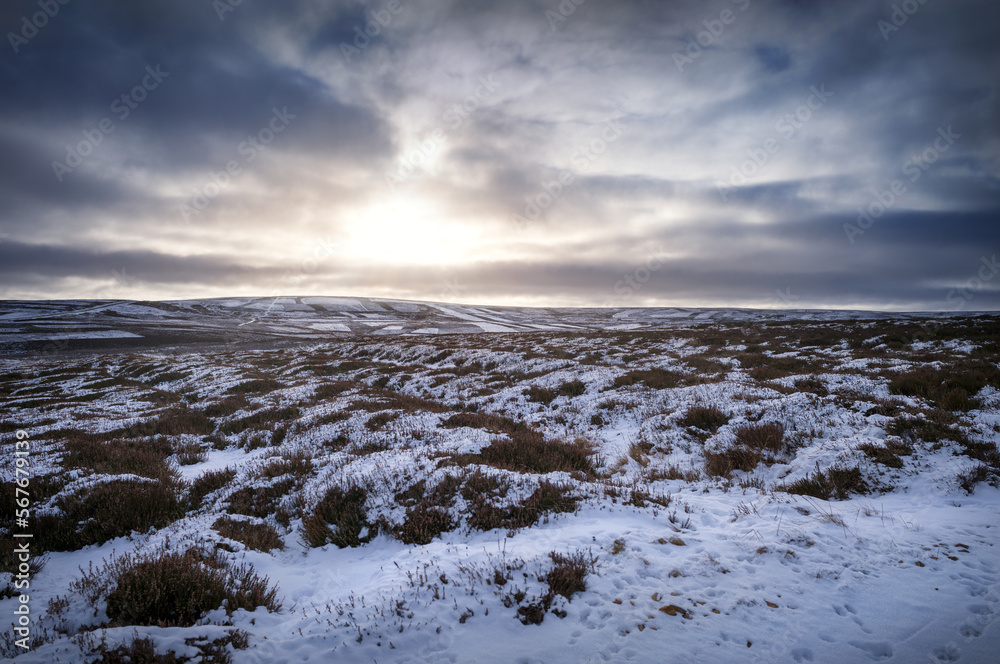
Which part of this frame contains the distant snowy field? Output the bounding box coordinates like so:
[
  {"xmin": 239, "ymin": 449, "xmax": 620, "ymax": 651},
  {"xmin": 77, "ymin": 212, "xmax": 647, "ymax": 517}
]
[{"xmin": 1, "ymin": 303, "xmax": 998, "ymax": 663}]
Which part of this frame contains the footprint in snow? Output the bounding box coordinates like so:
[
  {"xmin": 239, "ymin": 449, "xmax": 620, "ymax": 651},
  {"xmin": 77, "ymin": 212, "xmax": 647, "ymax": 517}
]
[
  {"xmin": 967, "ymin": 603, "xmax": 993, "ymax": 616},
  {"xmin": 833, "ymin": 604, "xmax": 853, "ymax": 617},
  {"xmin": 791, "ymin": 647, "xmax": 815, "ymax": 662},
  {"xmin": 958, "ymin": 621, "xmax": 982, "ymax": 638},
  {"xmin": 847, "ymin": 640, "xmax": 893, "ymax": 661},
  {"xmin": 930, "ymin": 642, "xmax": 961, "ymax": 662}
]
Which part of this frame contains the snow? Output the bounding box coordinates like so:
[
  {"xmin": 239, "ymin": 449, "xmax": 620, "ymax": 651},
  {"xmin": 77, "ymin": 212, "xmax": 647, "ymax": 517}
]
[
  {"xmin": 1, "ymin": 310, "xmax": 998, "ymax": 663},
  {"xmin": 309, "ymin": 323, "xmax": 351, "ymax": 332},
  {"xmin": 5, "ymin": 330, "xmax": 143, "ymax": 341}
]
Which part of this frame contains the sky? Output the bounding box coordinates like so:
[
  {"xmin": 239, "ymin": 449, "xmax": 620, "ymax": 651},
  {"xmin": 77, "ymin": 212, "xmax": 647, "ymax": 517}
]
[{"xmin": 0, "ymin": 0, "xmax": 998, "ymax": 310}]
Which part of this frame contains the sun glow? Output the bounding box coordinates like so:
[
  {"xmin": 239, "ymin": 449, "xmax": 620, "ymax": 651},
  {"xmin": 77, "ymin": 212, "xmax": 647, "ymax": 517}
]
[{"xmin": 342, "ymin": 194, "xmax": 486, "ymax": 266}]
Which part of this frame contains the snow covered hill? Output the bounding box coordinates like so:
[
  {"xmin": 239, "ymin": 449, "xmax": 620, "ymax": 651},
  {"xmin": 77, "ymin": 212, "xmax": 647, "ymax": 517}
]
[{"xmin": 0, "ymin": 296, "xmax": 973, "ymax": 357}]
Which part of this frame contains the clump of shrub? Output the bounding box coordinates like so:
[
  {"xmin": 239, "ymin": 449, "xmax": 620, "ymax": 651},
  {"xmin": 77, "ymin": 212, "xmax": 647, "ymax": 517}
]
[
  {"xmin": 313, "ymin": 381, "xmax": 355, "ymax": 400},
  {"xmin": 960, "ymin": 439, "xmax": 1000, "ymax": 466},
  {"xmin": 254, "ymin": 450, "xmax": 313, "ymax": 480},
  {"xmin": 63, "ymin": 434, "xmax": 178, "ymax": 483},
  {"xmin": 864, "ymin": 398, "xmax": 903, "ymax": 417},
  {"xmin": 459, "ymin": 432, "xmax": 595, "ymax": 476},
  {"xmin": 365, "ymin": 411, "xmax": 399, "ymax": 431},
  {"xmin": 459, "ymin": 470, "xmax": 511, "ymax": 503},
  {"xmin": 784, "ymin": 466, "xmax": 868, "ymax": 501},
  {"xmin": 888, "ymin": 362, "xmax": 1000, "ymax": 411},
  {"xmin": 226, "ymin": 378, "xmax": 283, "ymax": 395},
  {"xmin": 733, "ymin": 422, "xmax": 785, "ymax": 450},
  {"xmin": 513, "ymin": 551, "xmax": 596, "ymax": 625},
  {"xmin": 218, "ymin": 407, "xmax": 300, "ymax": 435},
  {"xmin": 73, "ymin": 546, "xmax": 280, "ymax": 628},
  {"xmin": 614, "ymin": 368, "xmax": 685, "ymax": 390},
  {"xmin": 794, "ymin": 376, "xmax": 829, "ymax": 396},
  {"xmin": 557, "ymin": 380, "xmax": 586, "ymax": 397},
  {"xmin": 857, "ymin": 440, "xmax": 912, "ymax": 468},
  {"xmin": 704, "ymin": 422, "xmax": 786, "ymax": 477},
  {"xmin": 678, "ymin": 405, "xmax": 730, "ymax": 433},
  {"xmin": 394, "ymin": 505, "xmax": 456, "ymax": 546},
  {"xmin": 226, "ymin": 478, "xmax": 296, "ymax": 518},
  {"xmin": 737, "ymin": 353, "xmax": 814, "ymax": 381},
  {"xmin": 124, "ymin": 406, "xmax": 215, "ymax": 437},
  {"xmin": 468, "ymin": 480, "xmax": 578, "ymax": 532},
  {"xmin": 956, "ymin": 464, "xmax": 995, "ymax": 494},
  {"xmin": 300, "ymin": 484, "xmax": 374, "ymax": 548},
  {"xmin": 524, "ymin": 385, "xmax": 557, "ymax": 405},
  {"xmin": 704, "ymin": 447, "xmax": 759, "ymax": 477},
  {"xmin": 173, "ymin": 439, "xmax": 207, "ymax": 465},
  {"xmin": 645, "ymin": 465, "xmax": 701, "ymax": 482},
  {"xmin": 188, "ymin": 467, "xmax": 236, "ymax": 508},
  {"xmin": 35, "ymin": 479, "xmax": 185, "ymax": 551},
  {"xmin": 442, "ymin": 412, "xmax": 533, "ymax": 437},
  {"xmin": 202, "ymin": 394, "xmax": 250, "ymax": 418},
  {"xmin": 624, "ymin": 488, "xmax": 672, "ymax": 509},
  {"xmin": 212, "ymin": 516, "xmax": 284, "ymax": 552},
  {"xmin": 888, "ymin": 413, "xmax": 968, "ymax": 445},
  {"xmin": 92, "ymin": 631, "xmax": 249, "ymax": 664}
]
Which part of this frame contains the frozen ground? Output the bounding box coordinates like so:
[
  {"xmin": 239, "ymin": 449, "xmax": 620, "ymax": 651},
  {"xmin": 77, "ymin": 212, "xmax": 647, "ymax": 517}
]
[{"xmin": 1, "ymin": 304, "xmax": 998, "ymax": 663}]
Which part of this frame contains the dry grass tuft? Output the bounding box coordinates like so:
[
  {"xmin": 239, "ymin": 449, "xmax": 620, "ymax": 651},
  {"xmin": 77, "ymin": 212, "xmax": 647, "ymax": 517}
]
[
  {"xmin": 678, "ymin": 405, "xmax": 730, "ymax": 433},
  {"xmin": 300, "ymin": 484, "xmax": 374, "ymax": 548},
  {"xmin": 614, "ymin": 368, "xmax": 686, "ymax": 390},
  {"xmin": 212, "ymin": 516, "xmax": 284, "ymax": 552},
  {"xmin": 63, "ymin": 434, "xmax": 178, "ymax": 483},
  {"xmin": 73, "ymin": 546, "xmax": 280, "ymax": 628},
  {"xmin": 188, "ymin": 467, "xmax": 236, "ymax": 508},
  {"xmin": 455, "ymin": 432, "xmax": 595, "ymax": 476},
  {"xmin": 514, "ymin": 550, "xmax": 596, "ymax": 625},
  {"xmin": 784, "ymin": 466, "xmax": 869, "ymax": 501},
  {"xmin": 857, "ymin": 440, "xmax": 912, "ymax": 468},
  {"xmin": 704, "ymin": 422, "xmax": 786, "ymax": 477}
]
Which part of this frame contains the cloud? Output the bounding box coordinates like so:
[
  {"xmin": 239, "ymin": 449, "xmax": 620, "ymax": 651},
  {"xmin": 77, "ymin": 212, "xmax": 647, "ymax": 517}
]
[{"xmin": 0, "ymin": 0, "xmax": 997, "ymax": 309}]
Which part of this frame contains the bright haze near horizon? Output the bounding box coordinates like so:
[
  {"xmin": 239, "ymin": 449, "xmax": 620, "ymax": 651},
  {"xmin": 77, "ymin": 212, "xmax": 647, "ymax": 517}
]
[{"xmin": 0, "ymin": 0, "xmax": 997, "ymax": 311}]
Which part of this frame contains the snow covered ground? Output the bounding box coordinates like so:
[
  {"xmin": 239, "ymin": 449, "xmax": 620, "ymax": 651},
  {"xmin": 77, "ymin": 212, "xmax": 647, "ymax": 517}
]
[
  {"xmin": 0, "ymin": 297, "xmax": 975, "ymax": 357},
  {"xmin": 1, "ymin": 309, "xmax": 998, "ymax": 663}
]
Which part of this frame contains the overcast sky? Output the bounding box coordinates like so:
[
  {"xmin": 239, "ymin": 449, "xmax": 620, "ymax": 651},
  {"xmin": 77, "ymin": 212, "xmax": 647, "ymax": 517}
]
[{"xmin": 0, "ymin": 0, "xmax": 998, "ymax": 310}]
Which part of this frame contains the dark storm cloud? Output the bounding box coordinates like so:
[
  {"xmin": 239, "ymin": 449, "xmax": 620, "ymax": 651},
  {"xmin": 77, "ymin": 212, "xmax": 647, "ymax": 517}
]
[
  {"xmin": 0, "ymin": 240, "xmax": 281, "ymax": 286},
  {"xmin": 1, "ymin": 0, "xmax": 390, "ymax": 220},
  {"xmin": 0, "ymin": 0, "xmax": 997, "ymax": 308}
]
